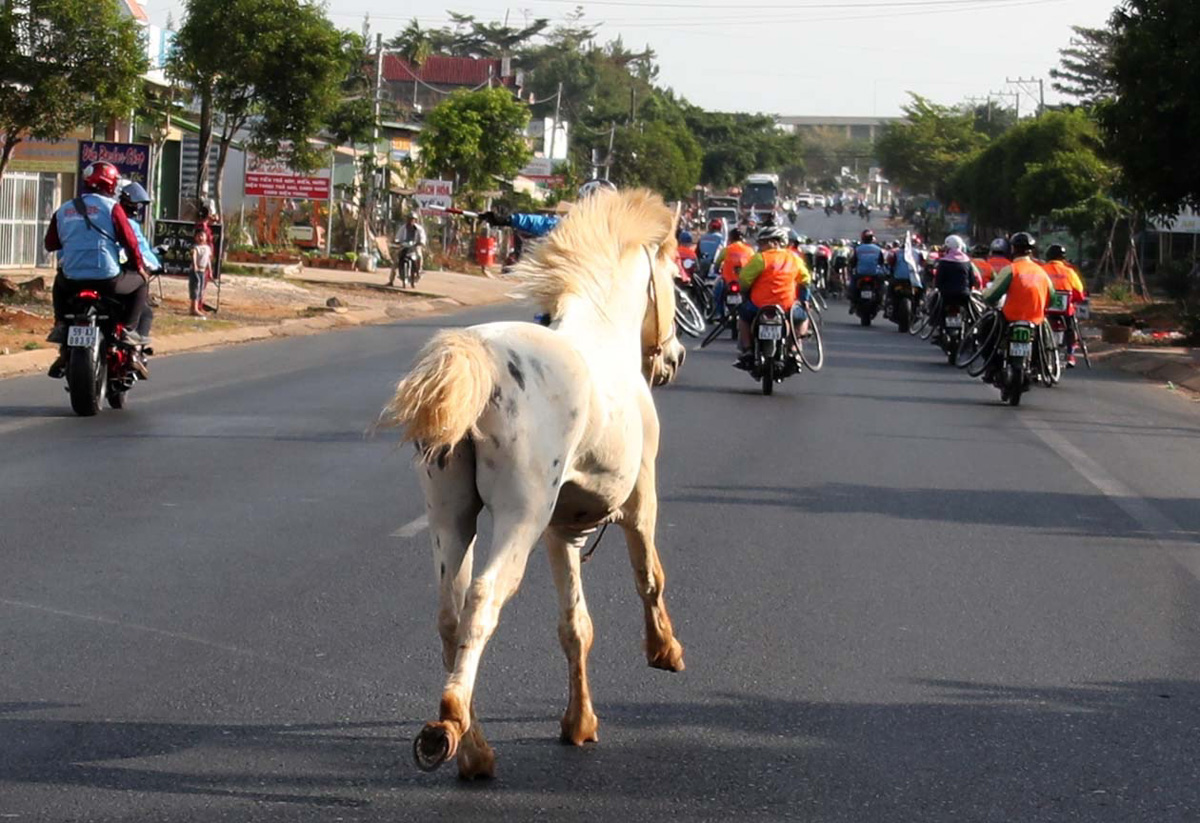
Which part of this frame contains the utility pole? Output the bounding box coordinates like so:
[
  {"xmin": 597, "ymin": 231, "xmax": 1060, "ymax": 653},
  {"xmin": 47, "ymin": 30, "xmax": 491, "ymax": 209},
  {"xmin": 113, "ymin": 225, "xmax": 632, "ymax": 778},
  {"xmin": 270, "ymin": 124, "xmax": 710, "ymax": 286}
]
[
  {"xmin": 1006, "ymin": 76, "xmax": 1044, "ymax": 117},
  {"xmin": 989, "ymin": 89, "xmax": 1020, "ymax": 120},
  {"xmin": 547, "ymin": 82, "xmax": 562, "ymax": 171},
  {"xmin": 604, "ymin": 123, "xmax": 616, "ymax": 181}
]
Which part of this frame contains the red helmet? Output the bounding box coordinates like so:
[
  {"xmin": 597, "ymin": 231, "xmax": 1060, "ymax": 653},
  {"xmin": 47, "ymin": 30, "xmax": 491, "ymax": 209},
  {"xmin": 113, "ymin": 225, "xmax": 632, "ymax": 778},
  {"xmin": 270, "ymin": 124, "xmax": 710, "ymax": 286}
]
[
  {"xmin": 709, "ymin": 218, "xmax": 722, "ymax": 231},
  {"xmin": 83, "ymin": 161, "xmax": 120, "ymax": 197}
]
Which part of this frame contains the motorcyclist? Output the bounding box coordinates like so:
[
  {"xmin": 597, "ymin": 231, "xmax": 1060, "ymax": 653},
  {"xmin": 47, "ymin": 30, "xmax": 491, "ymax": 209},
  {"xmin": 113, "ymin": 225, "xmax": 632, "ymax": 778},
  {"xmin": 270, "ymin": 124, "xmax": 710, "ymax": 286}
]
[
  {"xmin": 984, "ymin": 238, "xmax": 1011, "ymax": 288},
  {"xmin": 848, "ymin": 229, "xmax": 886, "ymax": 313},
  {"xmin": 1042, "ymin": 244, "xmax": 1087, "ymax": 366},
  {"xmin": 44, "ymin": 161, "xmax": 149, "ymax": 376},
  {"xmin": 389, "ymin": 213, "xmax": 427, "ymax": 286},
  {"xmin": 696, "ymin": 218, "xmax": 726, "ymax": 278},
  {"xmin": 736, "ymin": 226, "xmax": 808, "ymax": 366},
  {"xmin": 931, "ymin": 235, "xmax": 980, "ymax": 332},
  {"xmin": 970, "ymin": 243, "xmax": 994, "ymax": 287},
  {"xmin": 980, "ymin": 232, "xmax": 1056, "ymax": 382},
  {"xmin": 711, "ymin": 228, "xmax": 753, "ymax": 321}
]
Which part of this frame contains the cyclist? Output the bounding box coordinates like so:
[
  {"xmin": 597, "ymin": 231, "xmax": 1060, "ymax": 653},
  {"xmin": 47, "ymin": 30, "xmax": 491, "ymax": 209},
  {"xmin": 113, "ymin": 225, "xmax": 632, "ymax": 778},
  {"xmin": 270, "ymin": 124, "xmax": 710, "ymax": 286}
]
[{"xmin": 1042, "ymin": 244, "xmax": 1087, "ymax": 366}]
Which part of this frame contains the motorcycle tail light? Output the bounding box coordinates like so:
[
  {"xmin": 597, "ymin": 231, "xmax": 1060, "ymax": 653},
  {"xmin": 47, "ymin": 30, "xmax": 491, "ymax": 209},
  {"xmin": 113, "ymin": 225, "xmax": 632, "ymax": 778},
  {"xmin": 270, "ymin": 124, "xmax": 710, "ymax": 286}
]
[
  {"xmin": 730, "ymin": 282, "xmax": 740, "ymax": 293},
  {"xmin": 79, "ymin": 290, "xmax": 100, "ymax": 300}
]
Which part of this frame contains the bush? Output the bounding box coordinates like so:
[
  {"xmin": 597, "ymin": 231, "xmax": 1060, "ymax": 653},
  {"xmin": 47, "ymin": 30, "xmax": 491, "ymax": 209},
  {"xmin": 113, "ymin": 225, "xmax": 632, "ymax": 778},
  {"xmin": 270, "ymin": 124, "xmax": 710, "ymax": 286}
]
[
  {"xmin": 1104, "ymin": 281, "xmax": 1134, "ymax": 303},
  {"xmin": 1156, "ymin": 259, "xmax": 1200, "ymax": 302}
]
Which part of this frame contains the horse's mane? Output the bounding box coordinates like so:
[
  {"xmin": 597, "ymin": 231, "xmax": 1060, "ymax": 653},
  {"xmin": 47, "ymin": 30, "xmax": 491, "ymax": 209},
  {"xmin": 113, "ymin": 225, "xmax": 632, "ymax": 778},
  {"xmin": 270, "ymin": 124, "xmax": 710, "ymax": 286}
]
[{"xmin": 515, "ymin": 188, "xmax": 677, "ymax": 316}]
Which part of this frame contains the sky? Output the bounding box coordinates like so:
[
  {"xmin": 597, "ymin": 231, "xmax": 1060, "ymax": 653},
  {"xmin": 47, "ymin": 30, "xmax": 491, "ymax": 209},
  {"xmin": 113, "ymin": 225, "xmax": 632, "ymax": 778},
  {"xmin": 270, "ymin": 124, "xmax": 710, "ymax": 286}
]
[{"xmin": 143, "ymin": 0, "xmax": 1116, "ymax": 118}]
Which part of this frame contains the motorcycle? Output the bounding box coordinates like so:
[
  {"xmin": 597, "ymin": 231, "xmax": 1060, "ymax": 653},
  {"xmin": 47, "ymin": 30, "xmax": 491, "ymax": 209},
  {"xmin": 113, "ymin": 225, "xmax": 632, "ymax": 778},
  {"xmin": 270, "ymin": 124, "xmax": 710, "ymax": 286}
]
[
  {"xmin": 700, "ymin": 280, "xmax": 743, "ymax": 346},
  {"xmin": 989, "ymin": 319, "xmax": 1060, "ymax": 405},
  {"xmin": 390, "ymin": 244, "xmax": 421, "ymax": 288},
  {"xmin": 745, "ymin": 304, "xmax": 800, "ymax": 396},
  {"xmin": 882, "ymin": 279, "xmax": 916, "ymax": 334},
  {"xmin": 1045, "ymin": 290, "xmax": 1092, "ymax": 369},
  {"xmin": 937, "ymin": 298, "xmax": 968, "ymax": 364},
  {"xmin": 853, "ymin": 276, "xmax": 882, "ymax": 326},
  {"xmin": 60, "ymin": 287, "xmax": 150, "ymax": 416}
]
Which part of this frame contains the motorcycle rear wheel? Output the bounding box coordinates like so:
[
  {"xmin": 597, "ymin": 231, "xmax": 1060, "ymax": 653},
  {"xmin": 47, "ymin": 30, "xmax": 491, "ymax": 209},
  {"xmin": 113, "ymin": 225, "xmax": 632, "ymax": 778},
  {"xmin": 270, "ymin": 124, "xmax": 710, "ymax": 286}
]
[
  {"xmin": 761, "ymin": 356, "xmax": 775, "ymax": 395},
  {"xmin": 68, "ymin": 345, "xmax": 104, "ymax": 417}
]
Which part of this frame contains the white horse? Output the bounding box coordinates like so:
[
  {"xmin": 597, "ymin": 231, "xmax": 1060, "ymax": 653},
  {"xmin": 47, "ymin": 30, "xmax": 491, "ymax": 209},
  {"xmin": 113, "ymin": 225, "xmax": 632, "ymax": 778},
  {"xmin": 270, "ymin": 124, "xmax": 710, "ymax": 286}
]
[{"xmin": 380, "ymin": 189, "xmax": 688, "ymax": 780}]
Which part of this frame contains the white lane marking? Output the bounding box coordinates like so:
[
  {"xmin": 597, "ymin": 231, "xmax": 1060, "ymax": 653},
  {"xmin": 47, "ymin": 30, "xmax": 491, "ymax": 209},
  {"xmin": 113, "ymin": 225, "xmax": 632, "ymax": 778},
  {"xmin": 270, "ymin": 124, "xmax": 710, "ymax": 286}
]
[
  {"xmin": 1023, "ymin": 417, "xmax": 1200, "ymax": 581},
  {"xmin": 391, "ymin": 514, "xmax": 429, "ymax": 539},
  {"xmin": 0, "ymin": 596, "xmax": 372, "ymax": 686}
]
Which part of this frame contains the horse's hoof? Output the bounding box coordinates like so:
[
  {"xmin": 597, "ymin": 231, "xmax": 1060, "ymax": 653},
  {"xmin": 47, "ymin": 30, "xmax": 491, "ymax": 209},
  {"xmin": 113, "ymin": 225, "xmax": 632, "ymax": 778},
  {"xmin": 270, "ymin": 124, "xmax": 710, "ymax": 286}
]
[
  {"xmin": 647, "ymin": 638, "xmax": 685, "ymax": 672},
  {"xmin": 413, "ymin": 723, "xmax": 458, "ymax": 772},
  {"xmin": 560, "ymin": 712, "xmax": 600, "ymax": 746},
  {"xmin": 456, "ymin": 745, "xmax": 496, "ymax": 780}
]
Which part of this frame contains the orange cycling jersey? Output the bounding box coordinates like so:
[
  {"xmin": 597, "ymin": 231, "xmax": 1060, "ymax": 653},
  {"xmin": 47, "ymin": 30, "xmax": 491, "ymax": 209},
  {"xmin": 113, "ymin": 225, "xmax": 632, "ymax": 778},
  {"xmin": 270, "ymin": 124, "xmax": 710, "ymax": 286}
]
[
  {"xmin": 985, "ymin": 256, "xmax": 1009, "ymax": 285},
  {"xmin": 1043, "ymin": 259, "xmax": 1085, "ymax": 296},
  {"xmin": 720, "ymin": 242, "xmax": 754, "ymax": 283},
  {"xmin": 971, "ymin": 257, "xmax": 993, "ymax": 285},
  {"xmin": 998, "ymin": 258, "xmax": 1055, "ymax": 325},
  {"xmin": 747, "ymin": 248, "xmax": 802, "ymax": 310}
]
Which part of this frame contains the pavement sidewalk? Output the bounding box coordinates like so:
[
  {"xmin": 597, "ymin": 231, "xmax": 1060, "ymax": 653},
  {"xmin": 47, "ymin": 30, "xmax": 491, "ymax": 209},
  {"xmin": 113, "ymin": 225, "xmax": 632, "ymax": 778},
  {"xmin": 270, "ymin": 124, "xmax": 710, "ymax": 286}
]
[{"xmin": 0, "ymin": 266, "xmax": 519, "ymax": 380}]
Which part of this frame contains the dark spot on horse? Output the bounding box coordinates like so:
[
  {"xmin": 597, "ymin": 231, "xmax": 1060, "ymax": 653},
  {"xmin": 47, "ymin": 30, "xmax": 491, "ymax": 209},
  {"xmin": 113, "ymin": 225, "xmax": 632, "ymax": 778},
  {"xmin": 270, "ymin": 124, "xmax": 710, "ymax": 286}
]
[
  {"xmin": 507, "ymin": 349, "xmax": 523, "ymax": 368},
  {"xmin": 440, "ymin": 563, "xmax": 445, "ymax": 579},
  {"xmin": 505, "ymin": 398, "xmax": 517, "ymax": 417},
  {"xmin": 530, "ymin": 358, "xmax": 546, "ymax": 380},
  {"xmin": 435, "ymin": 536, "xmax": 441, "ymax": 549},
  {"xmin": 436, "ymin": 447, "xmax": 449, "ymax": 470},
  {"xmin": 550, "ymin": 477, "xmax": 559, "ymax": 488},
  {"xmin": 484, "ymin": 457, "xmax": 496, "ymax": 469},
  {"xmin": 552, "ymin": 458, "xmax": 560, "ymax": 468},
  {"xmin": 490, "ymin": 385, "xmax": 503, "ymax": 406},
  {"xmin": 426, "ymin": 468, "xmax": 433, "ymax": 479},
  {"xmin": 489, "ymin": 434, "xmax": 501, "ymax": 449},
  {"xmin": 569, "ymin": 408, "xmax": 580, "ymax": 422},
  {"xmin": 507, "ymin": 360, "xmax": 526, "ymax": 391}
]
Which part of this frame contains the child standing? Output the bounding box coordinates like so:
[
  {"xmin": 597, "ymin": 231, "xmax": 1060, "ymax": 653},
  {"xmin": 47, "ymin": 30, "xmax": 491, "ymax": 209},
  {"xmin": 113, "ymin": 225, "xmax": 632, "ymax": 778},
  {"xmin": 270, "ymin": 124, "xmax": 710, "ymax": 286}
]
[{"xmin": 190, "ymin": 230, "xmax": 212, "ymax": 318}]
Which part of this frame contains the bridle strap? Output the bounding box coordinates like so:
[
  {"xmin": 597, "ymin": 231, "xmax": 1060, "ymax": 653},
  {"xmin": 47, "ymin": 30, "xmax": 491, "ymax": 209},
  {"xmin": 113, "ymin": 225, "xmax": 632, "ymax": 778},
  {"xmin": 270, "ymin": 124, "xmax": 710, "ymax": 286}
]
[{"xmin": 643, "ymin": 246, "xmax": 673, "ymax": 377}]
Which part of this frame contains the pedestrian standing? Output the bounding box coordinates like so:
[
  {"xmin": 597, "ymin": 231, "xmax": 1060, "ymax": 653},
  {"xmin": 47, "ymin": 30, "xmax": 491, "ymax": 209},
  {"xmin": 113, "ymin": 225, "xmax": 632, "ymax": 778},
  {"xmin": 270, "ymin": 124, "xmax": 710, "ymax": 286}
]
[{"xmin": 190, "ymin": 230, "xmax": 212, "ymax": 318}]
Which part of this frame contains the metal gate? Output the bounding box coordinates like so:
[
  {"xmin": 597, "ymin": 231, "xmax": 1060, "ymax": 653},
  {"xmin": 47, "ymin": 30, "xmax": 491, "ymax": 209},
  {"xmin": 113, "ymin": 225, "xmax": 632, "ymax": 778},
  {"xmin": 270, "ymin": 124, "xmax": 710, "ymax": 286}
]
[{"xmin": 0, "ymin": 171, "xmax": 42, "ymax": 268}]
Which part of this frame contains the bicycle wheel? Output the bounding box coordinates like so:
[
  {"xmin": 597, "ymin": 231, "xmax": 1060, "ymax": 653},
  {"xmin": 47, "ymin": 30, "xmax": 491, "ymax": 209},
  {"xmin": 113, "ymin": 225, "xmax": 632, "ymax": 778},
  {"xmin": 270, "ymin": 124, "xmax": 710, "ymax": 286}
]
[
  {"xmin": 674, "ymin": 288, "xmax": 705, "ymax": 337},
  {"xmin": 956, "ymin": 310, "xmax": 1000, "ymax": 370},
  {"xmin": 911, "ymin": 291, "xmax": 939, "ymax": 337},
  {"xmin": 800, "ymin": 318, "xmax": 824, "ymax": 372},
  {"xmin": 808, "ymin": 298, "xmax": 823, "ymax": 328}
]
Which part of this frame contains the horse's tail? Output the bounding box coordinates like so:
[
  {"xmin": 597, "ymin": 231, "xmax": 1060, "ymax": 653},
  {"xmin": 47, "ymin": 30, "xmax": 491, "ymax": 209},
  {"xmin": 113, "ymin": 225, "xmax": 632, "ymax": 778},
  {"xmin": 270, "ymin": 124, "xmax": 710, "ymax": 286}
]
[{"xmin": 379, "ymin": 330, "xmax": 497, "ymax": 457}]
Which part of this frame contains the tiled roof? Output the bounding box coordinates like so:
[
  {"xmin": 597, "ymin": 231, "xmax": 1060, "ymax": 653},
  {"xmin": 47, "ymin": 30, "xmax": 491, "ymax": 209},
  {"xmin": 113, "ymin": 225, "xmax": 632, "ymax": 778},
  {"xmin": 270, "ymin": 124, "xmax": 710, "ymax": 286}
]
[
  {"xmin": 382, "ymin": 55, "xmax": 514, "ymax": 88},
  {"xmin": 120, "ymin": 0, "xmax": 149, "ymax": 23}
]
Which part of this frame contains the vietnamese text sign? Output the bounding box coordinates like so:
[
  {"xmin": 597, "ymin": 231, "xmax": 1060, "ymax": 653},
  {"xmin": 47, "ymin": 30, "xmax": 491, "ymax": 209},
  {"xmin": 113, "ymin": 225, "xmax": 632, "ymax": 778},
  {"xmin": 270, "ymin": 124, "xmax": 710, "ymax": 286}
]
[
  {"xmin": 78, "ymin": 141, "xmax": 151, "ymax": 191},
  {"xmin": 244, "ymin": 153, "xmax": 331, "ymax": 200},
  {"xmin": 415, "ymin": 179, "xmax": 453, "ymax": 210},
  {"xmin": 1152, "ymin": 209, "xmax": 1200, "ymax": 235}
]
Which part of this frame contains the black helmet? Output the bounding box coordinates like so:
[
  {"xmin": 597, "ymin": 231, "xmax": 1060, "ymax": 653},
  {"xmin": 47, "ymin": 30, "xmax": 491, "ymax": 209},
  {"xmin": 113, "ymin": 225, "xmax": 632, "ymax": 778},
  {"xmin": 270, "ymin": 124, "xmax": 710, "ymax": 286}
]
[
  {"xmin": 989, "ymin": 237, "xmax": 1011, "ymax": 257},
  {"xmin": 861, "ymin": 229, "xmax": 876, "ymax": 244},
  {"xmin": 1046, "ymin": 244, "xmax": 1066, "ymax": 261},
  {"xmin": 1009, "ymin": 232, "xmax": 1036, "ymax": 256},
  {"xmin": 728, "ymin": 228, "xmax": 743, "ymax": 242}
]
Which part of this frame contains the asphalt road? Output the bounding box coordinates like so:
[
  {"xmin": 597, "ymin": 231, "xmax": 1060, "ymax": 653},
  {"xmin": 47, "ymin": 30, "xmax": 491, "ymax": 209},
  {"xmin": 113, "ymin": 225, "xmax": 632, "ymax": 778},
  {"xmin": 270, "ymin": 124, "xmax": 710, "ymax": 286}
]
[
  {"xmin": 4, "ymin": 300, "xmax": 1200, "ymax": 822},
  {"xmin": 789, "ymin": 206, "xmax": 902, "ymax": 244}
]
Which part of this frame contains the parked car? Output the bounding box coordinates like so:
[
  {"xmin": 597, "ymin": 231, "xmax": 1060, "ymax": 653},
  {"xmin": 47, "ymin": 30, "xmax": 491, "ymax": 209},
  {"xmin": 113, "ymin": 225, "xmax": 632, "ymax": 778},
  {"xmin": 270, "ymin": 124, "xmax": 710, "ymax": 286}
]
[
  {"xmin": 813, "ymin": 194, "xmax": 828, "ymax": 208},
  {"xmin": 795, "ymin": 193, "xmax": 815, "ymax": 209}
]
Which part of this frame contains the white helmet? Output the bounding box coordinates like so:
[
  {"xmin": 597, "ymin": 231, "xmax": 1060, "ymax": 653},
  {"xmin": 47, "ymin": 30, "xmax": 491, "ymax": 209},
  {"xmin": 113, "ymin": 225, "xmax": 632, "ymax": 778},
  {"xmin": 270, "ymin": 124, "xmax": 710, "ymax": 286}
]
[
  {"xmin": 943, "ymin": 235, "xmax": 965, "ymax": 252},
  {"xmin": 578, "ymin": 179, "xmax": 617, "ymax": 199},
  {"xmin": 757, "ymin": 226, "xmax": 789, "ymax": 245}
]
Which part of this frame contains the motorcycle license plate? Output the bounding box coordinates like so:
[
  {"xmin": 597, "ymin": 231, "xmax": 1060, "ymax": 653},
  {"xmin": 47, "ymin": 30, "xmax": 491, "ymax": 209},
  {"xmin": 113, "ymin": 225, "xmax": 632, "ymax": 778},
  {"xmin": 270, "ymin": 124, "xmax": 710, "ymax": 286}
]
[
  {"xmin": 860, "ymin": 290, "xmax": 874, "ymax": 300},
  {"xmin": 67, "ymin": 326, "xmax": 97, "ymax": 347},
  {"xmin": 726, "ymin": 294, "xmax": 742, "ymax": 306},
  {"xmin": 945, "ymin": 315, "xmax": 963, "ymax": 328},
  {"xmin": 1009, "ymin": 341, "xmax": 1032, "ymax": 357},
  {"xmin": 758, "ymin": 325, "xmax": 783, "ymax": 340},
  {"xmin": 1054, "ymin": 331, "xmax": 1064, "ymax": 346}
]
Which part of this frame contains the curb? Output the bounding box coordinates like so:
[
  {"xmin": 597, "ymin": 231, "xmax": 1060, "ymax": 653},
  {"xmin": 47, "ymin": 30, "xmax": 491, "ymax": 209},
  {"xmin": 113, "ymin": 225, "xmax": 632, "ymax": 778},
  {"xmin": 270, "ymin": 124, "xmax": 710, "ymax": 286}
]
[
  {"xmin": 0, "ymin": 295, "xmax": 500, "ymax": 381},
  {"xmin": 1091, "ymin": 343, "xmax": 1200, "ymax": 393}
]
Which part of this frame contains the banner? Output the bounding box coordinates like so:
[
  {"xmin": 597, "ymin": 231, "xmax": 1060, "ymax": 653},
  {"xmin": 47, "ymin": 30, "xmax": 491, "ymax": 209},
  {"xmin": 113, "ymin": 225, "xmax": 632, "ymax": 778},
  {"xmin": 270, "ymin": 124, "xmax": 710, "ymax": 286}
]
[
  {"xmin": 9, "ymin": 129, "xmax": 91, "ymax": 173},
  {"xmin": 78, "ymin": 141, "xmax": 151, "ymax": 191},
  {"xmin": 415, "ymin": 179, "xmax": 453, "ymax": 211},
  {"xmin": 153, "ymin": 219, "xmax": 225, "ymax": 281},
  {"xmin": 244, "ymin": 152, "xmax": 330, "ymax": 200}
]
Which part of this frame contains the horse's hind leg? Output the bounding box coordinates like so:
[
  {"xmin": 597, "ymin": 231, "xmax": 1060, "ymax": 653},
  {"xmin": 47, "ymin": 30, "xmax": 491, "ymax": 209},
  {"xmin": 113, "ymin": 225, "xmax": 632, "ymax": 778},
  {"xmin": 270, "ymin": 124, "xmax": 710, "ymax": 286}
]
[
  {"xmin": 620, "ymin": 458, "xmax": 686, "ymax": 672},
  {"xmin": 545, "ymin": 529, "xmax": 599, "ymax": 745},
  {"xmin": 414, "ymin": 507, "xmax": 547, "ymax": 778}
]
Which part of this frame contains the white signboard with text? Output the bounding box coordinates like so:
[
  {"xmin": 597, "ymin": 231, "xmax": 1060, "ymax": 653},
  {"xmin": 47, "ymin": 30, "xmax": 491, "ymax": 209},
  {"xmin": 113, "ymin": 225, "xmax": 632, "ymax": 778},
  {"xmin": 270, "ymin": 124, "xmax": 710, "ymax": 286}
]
[{"xmin": 415, "ymin": 179, "xmax": 453, "ymax": 211}]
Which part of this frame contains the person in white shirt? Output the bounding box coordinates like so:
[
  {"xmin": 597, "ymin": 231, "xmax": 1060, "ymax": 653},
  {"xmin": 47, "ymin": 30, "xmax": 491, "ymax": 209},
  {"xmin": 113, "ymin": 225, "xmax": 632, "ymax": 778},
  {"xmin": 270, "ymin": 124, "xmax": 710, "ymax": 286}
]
[{"xmin": 390, "ymin": 214, "xmax": 428, "ymax": 286}]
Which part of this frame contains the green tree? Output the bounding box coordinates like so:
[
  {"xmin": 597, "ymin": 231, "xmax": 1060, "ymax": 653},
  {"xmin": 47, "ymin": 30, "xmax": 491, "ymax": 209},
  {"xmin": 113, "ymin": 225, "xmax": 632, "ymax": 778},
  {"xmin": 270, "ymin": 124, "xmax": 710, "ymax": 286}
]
[
  {"xmin": 951, "ymin": 110, "xmax": 1115, "ymax": 234},
  {"xmin": 388, "ymin": 18, "xmax": 434, "ymax": 68},
  {"xmin": 170, "ymin": 0, "xmax": 346, "ymax": 214},
  {"xmin": 419, "ymin": 87, "xmax": 531, "ymax": 194},
  {"xmin": 610, "ymin": 120, "xmax": 700, "ymax": 199},
  {"xmin": 875, "ymin": 94, "xmax": 986, "ymax": 198},
  {"xmin": 1050, "ymin": 24, "xmax": 1116, "ymax": 107},
  {"xmin": 1098, "ymin": 0, "xmax": 1200, "ymax": 216},
  {"xmin": 0, "ymin": 0, "xmax": 147, "ymax": 183}
]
